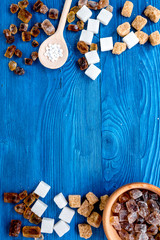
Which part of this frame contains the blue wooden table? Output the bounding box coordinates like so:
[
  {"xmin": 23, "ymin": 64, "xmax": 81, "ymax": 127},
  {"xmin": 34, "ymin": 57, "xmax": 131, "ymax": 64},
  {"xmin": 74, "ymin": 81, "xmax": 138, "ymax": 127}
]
[{"xmin": 0, "ymin": 0, "xmax": 160, "ymax": 239}]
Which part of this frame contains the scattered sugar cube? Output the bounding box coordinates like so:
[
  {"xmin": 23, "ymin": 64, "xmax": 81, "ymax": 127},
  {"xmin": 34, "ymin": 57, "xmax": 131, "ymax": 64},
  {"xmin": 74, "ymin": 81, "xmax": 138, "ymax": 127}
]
[
  {"xmin": 41, "ymin": 218, "xmax": 54, "ymax": 234},
  {"xmin": 34, "ymin": 181, "xmax": 51, "ymax": 198},
  {"xmin": 31, "ymin": 199, "xmax": 48, "ymax": 217},
  {"xmin": 68, "ymin": 195, "xmax": 81, "ymax": 208},
  {"xmin": 59, "ymin": 206, "xmax": 75, "ymax": 223},
  {"xmin": 135, "ymin": 31, "xmax": 148, "ymax": 45},
  {"xmin": 54, "ymin": 193, "xmax": 68, "ymax": 209},
  {"xmin": 80, "ymin": 30, "xmax": 94, "ymax": 45},
  {"xmin": 87, "ymin": 212, "xmax": 102, "ymax": 228},
  {"xmin": 86, "ymin": 192, "xmax": 99, "ymax": 205},
  {"xmin": 99, "ymin": 195, "xmax": 109, "ymax": 211},
  {"xmin": 122, "ymin": 31, "xmax": 139, "ymax": 49},
  {"xmin": 106, "ymin": 5, "xmax": 113, "ymax": 13},
  {"xmin": 78, "ymin": 224, "xmax": 92, "ymax": 239},
  {"xmin": 121, "ymin": 1, "xmax": 134, "ymax": 18},
  {"xmin": 85, "ymin": 64, "xmax": 101, "ymax": 81},
  {"xmin": 87, "ymin": 19, "xmax": 100, "ymax": 34},
  {"xmin": 76, "ymin": 5, "xmax": 92, "ymax": 23},
  {"xmin": 85, "ymin": 51, "xmax": 100, "ymax": 65},
  {"xmin": 117, "ymin": 22, "xmax": 131, "ymax": 37},
  {"xmin": 100, "ymin": 37, "xmax": 113, "ymax": 51},
  {"xmin": 112, "ymin": 42, "xmax": 127, "ymax": 55},
  {"xmin": 54, "ymin": 220, "xmax": 70, "ymax": 237},
  {"xmin": 149, "ymin": 31, "xmax": 160, "ymax": 46},
  {"xmin": 132, "ymin": 15, "xmax": 147, "ymax": 31},
  {"xmin": 144, "ymin": 5, "xmax": 160, "ymax": 23},
  {"xmin": 97, "ymin": 9, "xmax": 113, "ymax": 25},
  {"xmin": 77, "ymin": 200, "xmax": 94, "ymax": 217}
]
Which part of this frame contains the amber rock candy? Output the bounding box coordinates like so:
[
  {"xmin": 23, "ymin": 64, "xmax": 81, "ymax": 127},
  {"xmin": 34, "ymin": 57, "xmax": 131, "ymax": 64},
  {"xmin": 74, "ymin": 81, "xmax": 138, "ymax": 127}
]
[
  {"xmin": 156, "ymin": 233, "xmax": 160, "ymax": 240},
  {"xmin": 3, "ymin": 29, "xmax": 11, "ymax": 38},
  {"xmin": 78, "ymin": 57, "xmax": 88, "ymax": 71},
  {"xmin": 121, "ymin": 1, "xmax": 134, "ymax": 18},
  {"xmin": 68, "ymin": 195, "xmax": 81, "ymax": 208},
  {"xmin": 9, "ymin": 220, "xmax": 22, "ymax": 237},
  {"xmin": 90, "ymin": 43, "xmax": 98, "ymax": 51},
  {"xmin": 138, "ymin": 207, "xmax": 150, "ymax": 218},
  {"xmin": 18, "ymin": 9, "xmax": 32, "ymax": 23},
  {"xmin": 19, "ymin": 190, "xmax": 28, "ymax": 200},
  {"xmin": 128, "ymin": 212, "xmax": 138, "ymax": 224},
  {"xmin": 40, "ymin": 5, "xmax": 48, "ymax": 14},
  {"xmin": 119, "ymin": 193, "xmax": 130, "ymax": 203},
  {"xmin": 149, "ymin": 31, "xmax": 160, "ymax": 46},
  {"xmin": 31, "ymin": 52, "xmax": 38, "ymax": 61},
  {"xmin": 147, "ymin": 199, "xmax": 159, "ymax": 212},
  {"xmin": 22, "ymin": 226, "xmax": 41, "ymax": 238},
  {"xmin": 9, "ymin": 24, "xmax": 18, "ymax": 35},
  {"xmin": 10, "ymin": 4, "xmax": 19, "ymax": 14},
  {"xmin": 18, "ymin": 0, "xmax": 29, "ymax": 9},
  {"xmin": 112, "ymin": 202, "xmax": 122, "ymax": 213},
  {"xmin": 138, "ymin": 201, "xmax": 148, "ymax": 209},
  {"xmin": 15, "ymin": 49, "xmax": 22, "ymax": 58},
  {"xmin": 87, "ymin": 212, "xmax": 102, "ymax": 228},
  {"xmin": 87, "ymin": 1, "xmax": 99, "ymax": 10},
  {"xmin": 119, "ymin": 210, "xmax": 128, "ymax": 222},
  {"xmin": 78, "ymin": 224, "xmax": 92, "ymax": 239},
  {"xmin": 49, "ymin": 8, "xmax": 59, "ymax": 19},
  {"xmin": 8, "ymin": 61, "xmax": 17, "ymax": 71},
  {"xmin": 106, "ymin": 5, "xmax": 113, "ymax": 13},
  {"xmin": 31, "ymin": 26, "xmax": 40, "ymax": 37},
  {"xmin": 22, "ymin": 31, "xmax": 31, "ymax": 42},
  {"xmin": 19, "ymin": 23, "xmax": 28, "ymax": 32},
  {"xmin": 23, "ymin": 207, "xmax": 32, "ymax": 219},
  {"xmin": 147, "ymin": 225, "xmax": 158, "ymax": 236},
  {"xmin": 6, "ymin": 36, "xmax": 15, "ymax": 44},
  {"xmin": 33, "ymin": 0, "xmax": 43, "ymax": 12},
  {"xmin": 129, "ymin": 190, "xmax": 143, "ymax": 200},
  {"xmin": 68, "ymin": 24, "xmax": 79, "ymax": 32},
  {"xmin": 135, "ymin": 31, "xmax": 148, "ymax": 45},
  {"xmin": 4, "ymin": 46, "xmax": 16, "ymax": 59},
  {"xmin": 149, "ymin": 192, "xmax": 159, "ymax": 201},
  {"xmin": 146, "ymin": 211, "xmax": 160, "ymax": 226},
  {"xmin": 25, "ymin": 58, "xmax": 33, "ymax": 65},
  {"xmin": 99, "ymin": 195, "xmax": 109, "ymax": 211},
  {"xmin": 110, "ymin": 216, "xmax": 121, "ymax": 231},
  {"xmin": 118, "ymin": 229, "xmax": 129, "ymax": 240},
  {"xmin": 41, "ymin": 19, "xmax": 55, "ymax": 35},
  {"xmin": 77, "ymin": 20, "xmax": 84, "ymax": 30},
  {"xmin": 126, "ymin": 199, "xmax": 139, "ymax": 213},
  {"xmin": 77, "ymin": 200, "xmax": 94, "ymax": 217},
  {"xmin": 29, "ymin": 213, "xmax": 42, "ymax": 225},
  {"xmin": 34, "ymin": 22, "xmax": 42, "ymax": 29},
  {"xmin": 120, "ymin": 222, "xmax": 134, "ymax": 232},
  {"xmin": 14, "ymin": 67, "xmax": 25, "ymax": 75},
  {"xmin": 67, "ymin": 11, "xmax": 75, "ymax": 23},
  {"xmin": 78, "ymin": 0, "xmax": 88, "ymax": 8},
  {"xmin": 98, "ymin": 0, "xmax": 109, "ymax": 9},
  {"xmin": 32, "ymin": 40, "xmax": 39, "ymax": 47},
  {"xmin": 137, "ymin": 216, "xmax": 145, "ymax": 224},
  {"xmin": 135, "ymin": 224, "xmax": 147, "ymax": 233},
  {"xmin": 70, "ymin": 6, "xmax": 80, "ymax": 13},
  {"xmin": 112, "ymin": 42, "xmax": 127, "ymax": 55},
  {"xmin": 24, "ymin": 193, "xmax": 36, "ymax": 206},
  {"xmin": 137, "ymin": 233, "xmax": 148, "ymax": 240},
  {"xmin": 14, "ymin": 203, "xmax": 26, "ymax": 214},
  {"xmin": 144, "ymin": 5, "xmax": 160, "ymax": 23}
]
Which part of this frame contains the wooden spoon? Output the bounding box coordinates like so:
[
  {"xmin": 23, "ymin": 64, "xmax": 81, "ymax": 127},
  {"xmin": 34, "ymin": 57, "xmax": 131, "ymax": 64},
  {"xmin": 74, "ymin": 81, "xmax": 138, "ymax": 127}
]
[{"xmin": 38, "ymin": 0, "xmax": 72, "ymax": 69}]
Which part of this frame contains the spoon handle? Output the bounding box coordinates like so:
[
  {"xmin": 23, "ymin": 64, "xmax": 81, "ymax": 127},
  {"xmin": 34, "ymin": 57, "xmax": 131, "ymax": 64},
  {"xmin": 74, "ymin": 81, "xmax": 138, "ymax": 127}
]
[{"xmin": 57, "ymin": 0, "xmax": 73, "ymax": 35}]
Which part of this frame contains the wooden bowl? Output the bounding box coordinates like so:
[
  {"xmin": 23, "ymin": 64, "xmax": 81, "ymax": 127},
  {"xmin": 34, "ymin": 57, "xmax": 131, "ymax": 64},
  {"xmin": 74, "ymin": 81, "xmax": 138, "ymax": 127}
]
[{"xmin": 103, "ymin": 182, "xmax": 160, "ymax": 240}]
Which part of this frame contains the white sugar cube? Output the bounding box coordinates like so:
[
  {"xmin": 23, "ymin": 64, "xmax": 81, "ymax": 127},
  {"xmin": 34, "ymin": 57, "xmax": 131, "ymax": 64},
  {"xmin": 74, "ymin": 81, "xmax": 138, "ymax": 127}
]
[
  {"xmin": 80, "ymin": 30, "xmax": 94, "ymax": 45},
  {"xmin": 31, "ymin": 199, "xmax": 48, "ymax": 217},
  {"xmin": 76, "ymin": 5, "xmax": 92, "ymax": 22},
  {"xmin": 59, "ymin": 207, "xmax": 75, "ymax": 224},
  {"xmin": 54, "ymin": 193, "xmax": 68, "ymax": 209},
  {"xmin": 87, "ymin": 19, "xmax": 100, "ymax": 34},
  {"xmin": 85, "ymin": 51, "xmax": 100, "ymax": 65},
  {"xmin": 97, "ymin": 9, "xmax": 113, "ymax": 25},
  {"xmin": 54, "ymin": 220, "xmax": 70, "ymax": 237},
  {"xmin": 85, "ymin": 64, "xmax": 101, "ymax": 81},
  {"xmin": 100, "ymin": 37, "xmax": 113, "ymax": 51},
  {"xmin": 122, "ymin": 31, "xmax": 139, "ymax": 49},
  {"xmin": 41, "ymin": 218, "xmax": 54, "ymax": 234},
  {"xmin": 34, "ymin": 181, "xmax": 51, "ymax": 198}
]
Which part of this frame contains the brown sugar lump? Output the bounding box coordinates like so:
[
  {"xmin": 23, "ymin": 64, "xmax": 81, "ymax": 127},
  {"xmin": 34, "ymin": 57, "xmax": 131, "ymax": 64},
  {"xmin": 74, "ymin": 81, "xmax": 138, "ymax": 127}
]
[
  {"xmin": 121, "ymin": 1, "xmax": 133, "ymax": 18},
  {"xmin": 41, "ymin": 19, "xmax": 55, "ymax": 35},
  {"xmin": 77, "ymin": 200, "xmax": 94, "ymax": 217},
  {"xmin": 68, "ymin": 195, "xmax": 81, "ymax": 208},
  {"xmin": 99, "ymin": 194, "xmax": 109, "ymax": 211},
  {"xmin": 112, "ymin": 42, "xmax": 127, "ymax": 55},
  {"xmin": 87, "ymin": 212, "xmax": 102, "ymax": 228},
  {"xmin": 86, "ymin": 192, "xmax": 99, "ymax": 205},
  {"xmin": 131, "ymin": 15, "xmax": 147, "ymax": 31},
  {"xmin": 117, "ymin": 22, "xmax": 131, "ymax": 37},
  {"xmin": 144, "ymin": 5, "xmax": 160, "ymax": 23},
  {"xmin": 149, "ymin": 31, "xmax": 160, "ymax": 46},
  {"xmin": 18, "ymin": 9, "xmax": 32, "ymax": 23},
  {"xmin": 78, "ymin": 224, "xmax": 92, "ymax": 239},
  {"xmin": 135, "ymin": 31, "xmax": 148, "ymax": 45}
]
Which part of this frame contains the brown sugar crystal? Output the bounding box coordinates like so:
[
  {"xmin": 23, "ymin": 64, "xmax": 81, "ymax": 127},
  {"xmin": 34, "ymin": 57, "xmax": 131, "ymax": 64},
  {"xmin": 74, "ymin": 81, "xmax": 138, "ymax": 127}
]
[
  {"xmin": 87, "ymin": 212, "xmax": 102, "ymax": 228},
  {"xmin": 22, "ymin": 31, "xmax": 31, "ymax": 41},
  {"xmin": 14, "ymin": 67, "xmax": 25, "ymax": 76},
  {"xmin": 31, "ymin": 52, "xmax": 38, "ymax": 61},
  {"xmin": 22, "ymin": 226, "xmax": 41, "ymax": 238},
  {"xmin": 29, "ymin": 213, "xmax": 42, "ymax": 225},
  {"xmin": 121, "ymin": 1, "xmax": 133, "ymax": 18},
  {"xmin": 32, "ymin": 40, "xmax": 39, "ymax": 47},
  {"xmin": 19, "ymin": 23, "xmax": 28, "ymax": 32},
  {"xmin": 14, "ymin": 203, "xmax": 26, "ymax": 214},
  {"xmin": 69, "ymin": 195, "xmax": 81, "ymax": 208},
  {"xmin": 4, "ymin": 46, "xmax": 16, "ymax": 59},
  {"xmin": 18, "ymin": 9, "xmax": 32, "ymax": 23},
  {"xmin": 98, "ymin": 0, "xmax": 109, "ymax": 10},
  {"xmin": 33, "ymin": 0, "xmax": 44, "ymax": 12},
  {"xmin": 8, "ymin": 61, "xmax": 17, "ymax": 71},
  {"xmin": 90, "ymin": 43, "xmax": 98, "ymax": 51},
  {"xmin": 18, "ymin": 0, "xmax": 29, "ymax": 9},
  {"xmin": 30, "ymin": 26, "xmax": 40, "ymax": 37},
  {"xmin": 67, "ymin": 11, "xmax": 75, "ymax": 23},
  {"xmin": 77, "ymin": 41, "xmax": 89, "ymax": 54},
  {"xmin": 77, "ymin": 200, "xmax": 94, "ymax": 217},
  {"xmin": 10, "ymin": 4, "xmax": 19, "ymax": 13},
  {"xmin": 78, "ymin": 224, "xmax": 92, "ymax": 239},
  {"xmin": 117, "ymin": 22, "xmax": 131, "ymax": 37},
  {"xmin": 15, "ymin": 49, "xmax": 22, "ymax": 58},
  {"xmin": 3, "ymin": 29, "xmax": 11, "ymax": 38},
  {"xmin": 25, "ymin": 58, "xmax": 33, "ymax": 65},
  {"xmin": 86, "ymin": 192, "xmax": 99, "ymax": 205},
  {"xmin": 135, "ymin": 31, "xmax": 148, "ymax": 45},
  {"xmin": 9, "ymin": 220, "xmax": 22, "ymax": 237},
  {"xmin": 48, "ymin": 8, "xmax": 59, "ymax": 19},
  {"xmin": 19, "ymin": 190, "xmax": 28, "ymax": 200},
  {"xmin": 78, "ymin": 57, "xmax": 88, "ymax": 71},
  {"xmin": 23, "ymin": 207, "xmax": 33, "ymax": 219},
  {"xmin": 6, "ymin": 36, "xmax": 15, "ymax": 44},
  {"xmin": 77, "ymin": 20, "xmax": 84, "ymax": 30},
  {"xmin": 78, "ymin": 0, "xmax": 88, "ymax": 8},
  {"xmin": 87, "ymin": 1, "xmax": 99, "ymax": 10},
  {"xmin": 41, "ymin": 19, "xmax": 55, "ymax": 35},
  {"xmin": 132, "ymin": 15, "xmax": 147, "ymax": 31},
  {"xmin": 23, "ymin": 193, "xmax": 36, "ymax": 206},
  {"xmin": 10, "ymin": 24, "xmax": 18, "ymax": 35},
  {"xmin": 149, "ymin": 31, "xmax": 160, "ymax": 46},
  {"xmin": 70, "ymin": 6, "xmax": 80, "ymax": 13},
  {"xmin": 99, "ymin": 194, "xmax": 109, "ymax": 211},
  {"xmin": 39, "ymin": 5, "xmax": 48, "ymax": 14},
  {"xmin": 112, "ymin": 42, "xmax": 127, "ymax": 55},
  {"xmin": 144, "ymin": 5, "xmax": 160, "ymax": 23}
]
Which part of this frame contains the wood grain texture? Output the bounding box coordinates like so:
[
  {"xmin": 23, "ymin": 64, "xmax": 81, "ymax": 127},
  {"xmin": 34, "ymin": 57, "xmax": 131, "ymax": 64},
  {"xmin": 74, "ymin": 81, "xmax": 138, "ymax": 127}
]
[{"xmin": 0, "ymin": 0, "xmax": 160, "ymax": 240}]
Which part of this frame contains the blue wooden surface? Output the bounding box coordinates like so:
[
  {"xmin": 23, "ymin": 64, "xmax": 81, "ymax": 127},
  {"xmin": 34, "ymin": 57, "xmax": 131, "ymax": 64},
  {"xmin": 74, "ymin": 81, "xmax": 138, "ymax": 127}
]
[{"xmin": 0, "ymin": 0, "xmax": 160, "ymax": 239}]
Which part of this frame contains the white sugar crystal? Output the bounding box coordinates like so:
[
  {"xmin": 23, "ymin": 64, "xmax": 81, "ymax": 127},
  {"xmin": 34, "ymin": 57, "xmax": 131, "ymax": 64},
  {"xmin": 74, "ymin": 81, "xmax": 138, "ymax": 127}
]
[
  {"xmin": 85, "ymin": 51, "xmax": 100, "ymax": 65},
  {"xmin": 100, "ymin": 37, "xmax": 113, "ymax": 51},
  {"xmin": 76, "ymin": 5, "xmax": 92, "ymax": 22},
  {"xmin": 54, "ymin": 220, "xmax": 70, "ymax": 237},
  {"xmin": 79, "ymin": 30, "xmax": 94, "ymax": 45},
  {"xmin": 54, "ymin": 193, "xmax": 68, "ymax": 209},
  {"xmin": 44, "ymin": 43, "xmax": 63, "ymax": 62},
  {"xmin": 85, "ymin": 64, "xmax": 101, "ymax": 81},
  {"xmin": 97, "ymin": 9, "xmax": 113, "ymax": 25},
  {"xmin": 122, "ymin": 31, "xmax": 139, "ymax": 49},
  {"xmin": 41, "ymin": 218, "xmax": 54, "ymax": 234},
  {"xmin": 31, "ymin": 199, "xmax": 48, "ymax": 217},
  {"xmin": 34, "ymin": 181, "xmax": 51, "ymax": 198},
  {"xmin": 87, "ymin": 19, "xmax": 100, "ymax": 34},
  {"xmin": 59, "ymin": 207, "xmax": 75, "ymax": 224}
]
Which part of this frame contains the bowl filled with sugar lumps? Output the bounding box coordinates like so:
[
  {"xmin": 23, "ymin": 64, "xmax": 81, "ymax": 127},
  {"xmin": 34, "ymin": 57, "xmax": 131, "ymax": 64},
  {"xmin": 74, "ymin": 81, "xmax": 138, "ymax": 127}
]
[{"xmin": 103, "ymin": 183, "xmax": 160, "ymax": 240}]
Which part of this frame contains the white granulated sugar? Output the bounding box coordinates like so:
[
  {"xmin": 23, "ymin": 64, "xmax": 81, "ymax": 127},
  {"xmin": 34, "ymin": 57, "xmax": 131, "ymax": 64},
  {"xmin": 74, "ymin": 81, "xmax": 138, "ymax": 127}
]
[
  {"xmin": 122, "ymin": 31, "xmax": 139, "ymax": 49},
  {"xmin": 76, "ymin": 5, "xmax": 92, "ymax": 22},
  {"xmin": 87, "ymin": 19, "xmax": 100, "ymax": 34},
  {"xmin": 100, "ymin": 37, "xmax": 113, "ymax": 51},
  {"xmin": 85, "ymin": 51, "xmax": 100, "ymax": 65},
  {"xmin": 34, "ymin": 181, "xmax": 51, "ymax": 198},
  {"xmin": 44, "ymin": 43, "xmax": 63, "ymax": 62},
  {"xmin": 85, "ymin": 64, "xmax": 101, "ymax": 80},
  {"xmin": 54, "ymin": 220, "xmax": 70, "ymax": 237},
  {"xmin": 97, "ymin": 9, "xmax": 113, "ymax": 25}
]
